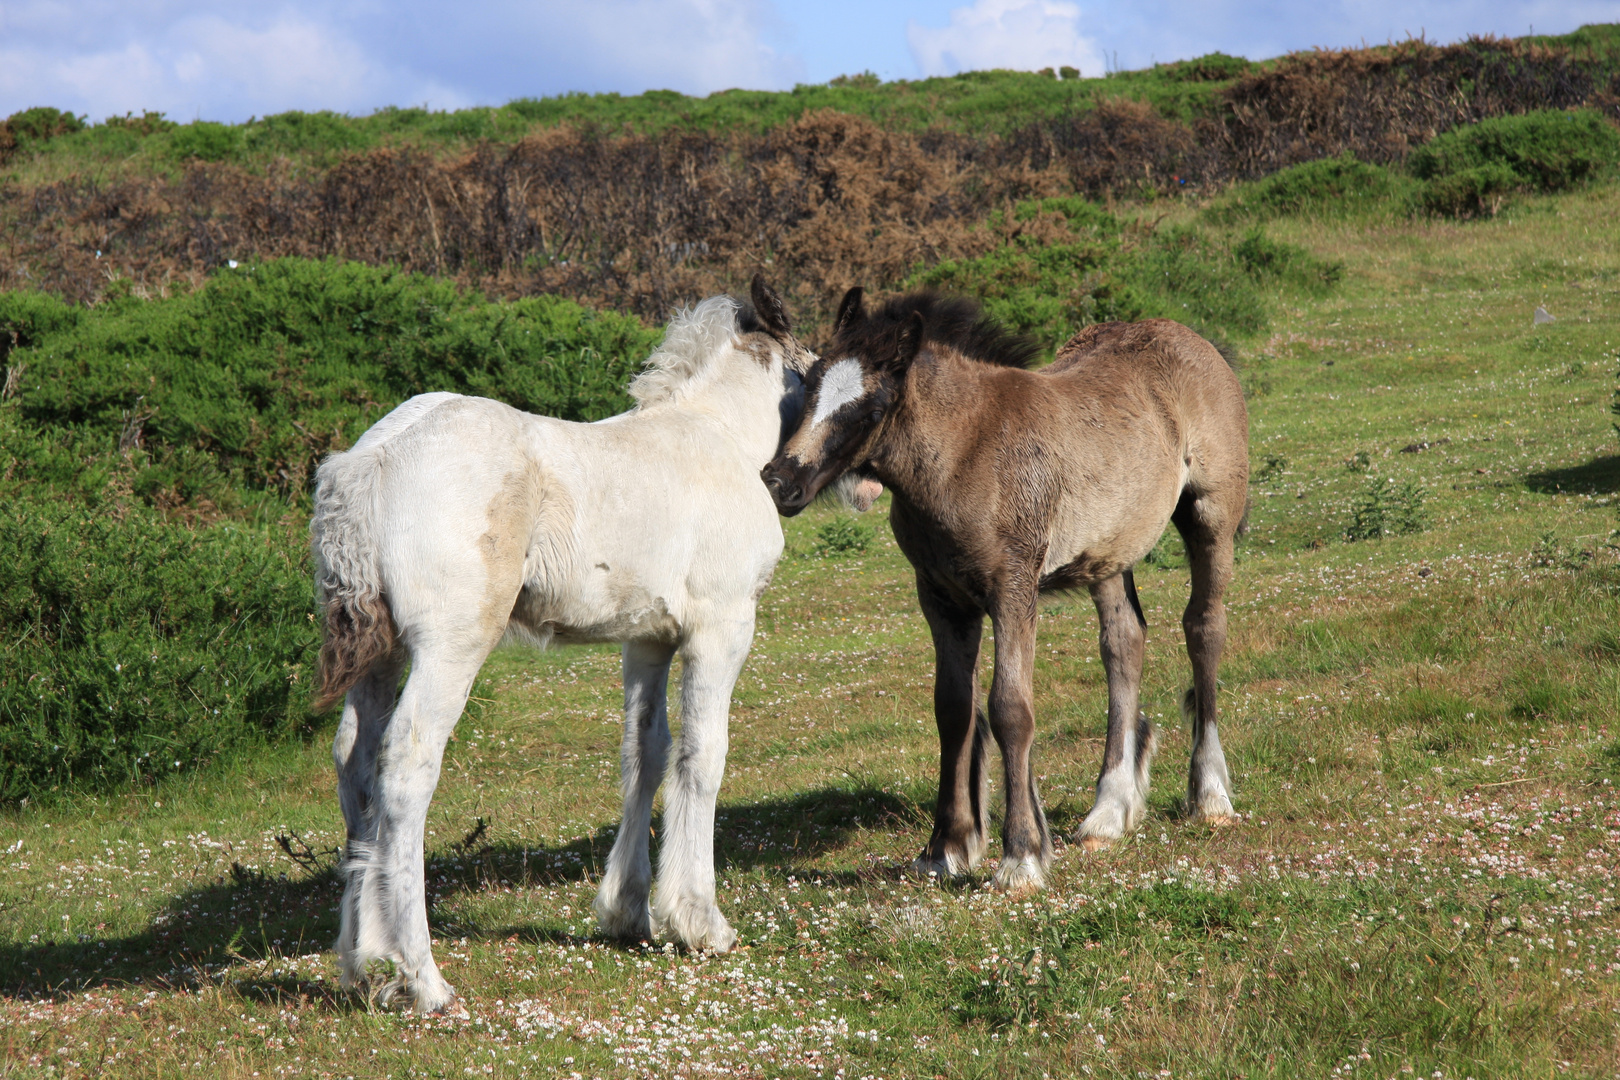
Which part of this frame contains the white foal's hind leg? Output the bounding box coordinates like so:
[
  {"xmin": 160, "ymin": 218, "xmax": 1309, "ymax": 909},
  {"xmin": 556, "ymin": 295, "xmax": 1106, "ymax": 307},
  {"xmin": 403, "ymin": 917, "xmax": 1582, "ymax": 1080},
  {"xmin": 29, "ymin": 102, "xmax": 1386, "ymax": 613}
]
[
  {"xmin": 332, "ymin": 654, "xmax": 405, "ymax": 990},
  {"xmin": 652, "ymin": 620, "xmax": 750, "ymax": 952},
  {"xmin": 352, "ymin": 649, "xmax": 489, "ymax": 1015},
  {"xmin": 595, "ymin": 640, "xmax": 676, "ymax": 940}
]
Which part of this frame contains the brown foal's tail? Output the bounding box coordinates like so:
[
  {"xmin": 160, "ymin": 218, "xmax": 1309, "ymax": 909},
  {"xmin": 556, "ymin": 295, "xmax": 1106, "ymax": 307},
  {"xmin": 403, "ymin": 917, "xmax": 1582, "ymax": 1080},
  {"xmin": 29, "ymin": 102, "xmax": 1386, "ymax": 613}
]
[
  {"xmin": 309, "ymin": 452, "xmax": 398, "ymax": 712},
  {"xmin": 972, "ymin": 704, "xmax": 991, "ymax": 842}
]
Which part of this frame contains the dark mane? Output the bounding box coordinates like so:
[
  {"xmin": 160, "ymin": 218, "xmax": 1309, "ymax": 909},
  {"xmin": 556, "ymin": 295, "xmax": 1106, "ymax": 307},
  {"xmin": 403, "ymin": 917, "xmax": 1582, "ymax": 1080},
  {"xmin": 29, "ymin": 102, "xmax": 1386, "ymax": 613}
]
[{"xmin": 836, "ymin": 292, "xmax": 1041, "ymax": 370}]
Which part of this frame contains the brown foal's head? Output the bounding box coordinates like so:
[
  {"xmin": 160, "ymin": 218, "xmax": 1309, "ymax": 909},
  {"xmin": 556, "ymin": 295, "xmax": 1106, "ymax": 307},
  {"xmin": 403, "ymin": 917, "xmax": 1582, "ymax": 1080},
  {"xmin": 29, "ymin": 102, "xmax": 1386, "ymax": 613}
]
[{"xmin": 760, "ymin": 287, "xmax": 919, "ymax": 516}]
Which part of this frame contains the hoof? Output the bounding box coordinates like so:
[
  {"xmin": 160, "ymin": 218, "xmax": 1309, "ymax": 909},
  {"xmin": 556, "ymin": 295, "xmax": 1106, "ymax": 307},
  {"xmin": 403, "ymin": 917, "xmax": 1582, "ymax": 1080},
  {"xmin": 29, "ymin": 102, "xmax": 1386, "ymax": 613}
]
[
  {"xmin": 991, "ymin": 854, "xmax": 1046, "ymax": 894},
  {"xmin": 401, "ymin": 973, "xmax": 457, "ymax": 1016},
  {"xmin": 912, "ymin": 849, "xmax": 971, "ymax": 881},
  {"xmin": 1186, "ymin": 788, "xmax": 1237, "ymax": 826},
  {"xmin": 1189, "ymin": 810, "xmax": 1240, "ymax": 829},
  {"xmin": 654, "ymin": 898, "xmax": 738, "ymax": 953},
  {"xmin": 1074, "ymin": 807, "xmax": 1128, "ymax": 853},
  {"xmin": 594, "ymin": 891, "xmax": 652, "ymax": 941},
  {"xmin": 424, "ymin": 994, "xmax": 469, "ymax": 1019}
]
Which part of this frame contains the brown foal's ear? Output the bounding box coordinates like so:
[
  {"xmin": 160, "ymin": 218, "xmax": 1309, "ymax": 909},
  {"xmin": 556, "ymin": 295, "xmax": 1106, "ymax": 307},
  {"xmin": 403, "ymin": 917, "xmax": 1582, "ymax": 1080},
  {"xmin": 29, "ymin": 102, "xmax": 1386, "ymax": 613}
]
[
  {"xmin": 750, "ymin": 274, "xmax": 792, "ymax": 336},
  {"xmin": 833, "ymin": 286, "xmax": 865, "ymax": 335},
  {"xmin": 892, "ymin": 310, "xmax": 925, "ymax": 367}
]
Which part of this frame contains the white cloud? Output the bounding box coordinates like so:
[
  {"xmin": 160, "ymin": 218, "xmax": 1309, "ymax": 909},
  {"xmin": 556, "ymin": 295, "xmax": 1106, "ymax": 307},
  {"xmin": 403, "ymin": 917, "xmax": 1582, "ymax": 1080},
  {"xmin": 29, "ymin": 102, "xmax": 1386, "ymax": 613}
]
[
  {"xmin": 907, "ymin": 0, "xmax": 1106, "ymax": 78},
  {"xmin": 0, "ymin": 1, "xmax": 801, "ymax": 124}
]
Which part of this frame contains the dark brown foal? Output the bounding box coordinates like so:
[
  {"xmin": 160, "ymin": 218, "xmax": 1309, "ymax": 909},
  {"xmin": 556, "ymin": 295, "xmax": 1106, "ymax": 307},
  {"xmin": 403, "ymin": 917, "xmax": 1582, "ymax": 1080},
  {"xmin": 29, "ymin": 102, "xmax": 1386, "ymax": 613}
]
[{"xmin": 763, "ymin": 291, "xmax": 1248, "ymax": 890}]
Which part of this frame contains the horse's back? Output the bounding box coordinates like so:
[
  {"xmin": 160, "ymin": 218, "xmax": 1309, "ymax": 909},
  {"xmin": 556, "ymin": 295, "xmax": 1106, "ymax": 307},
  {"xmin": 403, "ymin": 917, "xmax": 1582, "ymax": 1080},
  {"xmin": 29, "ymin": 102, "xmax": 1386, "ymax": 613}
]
[
  {"xmin": 324, "ymin": 392, "xmax": 780, "ymax": 651},
  {"xmin": 1050, "ymin": 319, "xmax": 1233, "ymax": 385},
  {"xmin": 1010, "ymin": 320, "xmax": 1248, "ymax": 576}
]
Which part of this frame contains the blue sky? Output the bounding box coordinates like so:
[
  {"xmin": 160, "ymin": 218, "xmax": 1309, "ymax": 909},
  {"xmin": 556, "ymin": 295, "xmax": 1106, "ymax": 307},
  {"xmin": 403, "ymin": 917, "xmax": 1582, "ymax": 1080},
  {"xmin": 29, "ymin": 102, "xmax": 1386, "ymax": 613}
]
[{"xmin": 2, "ymin": 1, "xmax": 1615, "ymax": 124}]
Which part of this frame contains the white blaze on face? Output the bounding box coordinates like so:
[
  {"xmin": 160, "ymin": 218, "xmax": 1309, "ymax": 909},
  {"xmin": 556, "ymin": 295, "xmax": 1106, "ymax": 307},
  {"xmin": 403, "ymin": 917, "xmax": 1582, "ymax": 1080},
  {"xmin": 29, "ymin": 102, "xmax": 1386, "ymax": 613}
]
[{"xmin": 810, "ymin": 358, "xmax": 866, "ymax": 427}]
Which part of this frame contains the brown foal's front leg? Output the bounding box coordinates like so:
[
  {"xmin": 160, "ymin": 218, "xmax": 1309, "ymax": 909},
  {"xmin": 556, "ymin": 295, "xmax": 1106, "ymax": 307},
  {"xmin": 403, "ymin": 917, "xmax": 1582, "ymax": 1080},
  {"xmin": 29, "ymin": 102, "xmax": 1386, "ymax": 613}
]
[
  {"xmin": 914, "ymin": 577, "xmax": 989, "ymax": 878},
  {"xmin": 985, "ymin": 588, "xmax": 1052, "ymax": 891}
]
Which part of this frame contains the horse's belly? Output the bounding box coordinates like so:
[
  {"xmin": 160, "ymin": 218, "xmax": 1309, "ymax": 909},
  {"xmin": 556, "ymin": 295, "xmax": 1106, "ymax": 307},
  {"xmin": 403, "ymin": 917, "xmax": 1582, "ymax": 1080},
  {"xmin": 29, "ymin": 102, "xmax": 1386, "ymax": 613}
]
[
  {"xmin": 1041, "ymin": 487, "xmax": 1181, "ymax": 583},
  {"xmin": 510, "ymin": 573, "xmax": 683, "ymax": 647}
]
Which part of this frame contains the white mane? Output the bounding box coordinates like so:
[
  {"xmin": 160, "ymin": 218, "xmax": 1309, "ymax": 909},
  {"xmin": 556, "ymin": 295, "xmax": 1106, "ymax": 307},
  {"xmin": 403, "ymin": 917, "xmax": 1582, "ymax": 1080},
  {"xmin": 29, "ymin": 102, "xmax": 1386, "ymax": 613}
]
[{"xmin": 628, "ymin": 295, "xmax": 743, "ymax": 407}]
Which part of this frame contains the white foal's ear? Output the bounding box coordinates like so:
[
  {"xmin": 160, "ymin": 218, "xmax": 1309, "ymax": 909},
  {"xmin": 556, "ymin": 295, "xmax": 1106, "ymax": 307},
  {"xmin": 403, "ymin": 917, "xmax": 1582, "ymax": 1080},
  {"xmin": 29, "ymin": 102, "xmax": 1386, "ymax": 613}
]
[
  {"xmin": 811, "ymin": 358, "xmax": 865, "ymax": 426},
  {"xmin": 750, "ymin": 274, "xmax": 792, "ymax": 336}
]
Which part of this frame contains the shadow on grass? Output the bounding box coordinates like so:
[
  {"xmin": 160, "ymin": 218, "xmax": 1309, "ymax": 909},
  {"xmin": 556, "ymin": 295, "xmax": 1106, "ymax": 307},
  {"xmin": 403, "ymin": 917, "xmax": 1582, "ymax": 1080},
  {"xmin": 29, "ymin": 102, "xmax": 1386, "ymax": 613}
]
[
  {"xmin": 1524, "ymin": 454, "xmax": 1620, "ymax": 495},
  {"xmin": 0, "ymin": 785, "xmax": 923, "ymax": 1000}
]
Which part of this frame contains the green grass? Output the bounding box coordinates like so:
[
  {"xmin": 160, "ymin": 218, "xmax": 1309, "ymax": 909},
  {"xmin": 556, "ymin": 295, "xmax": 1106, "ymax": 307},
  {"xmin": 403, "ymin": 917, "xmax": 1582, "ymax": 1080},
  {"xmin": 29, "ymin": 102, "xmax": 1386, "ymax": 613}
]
[{"xmin": 1, "ymin": 181, "xmax": 1619, "ymax": 1079}]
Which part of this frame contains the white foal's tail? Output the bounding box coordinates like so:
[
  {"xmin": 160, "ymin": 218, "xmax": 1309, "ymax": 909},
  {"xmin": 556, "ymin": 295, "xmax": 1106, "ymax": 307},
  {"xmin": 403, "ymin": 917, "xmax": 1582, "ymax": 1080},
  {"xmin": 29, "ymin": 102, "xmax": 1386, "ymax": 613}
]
[{"xmin": 310, "ymin": 445, "xmax": 397, "ymax": 711}]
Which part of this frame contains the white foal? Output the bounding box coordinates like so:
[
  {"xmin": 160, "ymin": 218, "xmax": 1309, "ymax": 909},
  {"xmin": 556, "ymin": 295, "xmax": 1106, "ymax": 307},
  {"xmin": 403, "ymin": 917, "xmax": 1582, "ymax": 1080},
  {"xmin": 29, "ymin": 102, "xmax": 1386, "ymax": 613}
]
[{"xmin": 310, "ymin": 278, "xmax": 813, "ymax": 1014}]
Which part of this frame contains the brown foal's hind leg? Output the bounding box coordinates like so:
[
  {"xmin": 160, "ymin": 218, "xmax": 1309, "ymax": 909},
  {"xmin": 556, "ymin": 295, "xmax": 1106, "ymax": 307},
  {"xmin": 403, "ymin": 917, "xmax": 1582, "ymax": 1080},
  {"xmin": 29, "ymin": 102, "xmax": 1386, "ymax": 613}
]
[
  {"xmin": 914, "ymin": 578, "xmax": 989, "ymax": 878},
  {"xmin": 1174, "ymin": 496, "xmax": 1239, "ymax": 826},
  {"xmin": 1075, "ymin": 572, "xmax": 1156, "ymax": 851},
  {"xmin": 986, "ymin": 587, "xmax": 1052, "ymax": 892}
]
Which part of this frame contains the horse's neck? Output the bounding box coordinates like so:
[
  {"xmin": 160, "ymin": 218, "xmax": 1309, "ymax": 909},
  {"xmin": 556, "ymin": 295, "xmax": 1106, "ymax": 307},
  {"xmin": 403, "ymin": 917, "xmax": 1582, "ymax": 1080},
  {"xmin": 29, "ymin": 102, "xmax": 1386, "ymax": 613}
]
[
  {"xmin": 872, "ymin": 353, "xmax": 990, "ymax": 520},
  {"xmin": 649, "ymin": 370, "xmax": 783, "ymax": 467}
]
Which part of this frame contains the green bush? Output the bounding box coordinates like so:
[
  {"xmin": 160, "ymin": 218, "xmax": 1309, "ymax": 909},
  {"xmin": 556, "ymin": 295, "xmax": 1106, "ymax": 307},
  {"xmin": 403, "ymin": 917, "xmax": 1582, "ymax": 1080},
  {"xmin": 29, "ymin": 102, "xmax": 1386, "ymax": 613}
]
[
  {"xmin": 0, "ymin": 496, "xmax": 315, "ymax": 803},
  {"xmin": 4, "ymin": 258, "xmax": 660, "ymax": 505},
  {"xmin": 1345, "ymin": 477, "xmax": 1427, "ymax": 540},
  {"xmin": 908, "ymin": 199, "xmax": 1341, "ymax": 350},
  {"xmin": 1209, "ymin": 154, "xmax": 1416, "ymax": 222},
  {"xmin": 240, "ymin": 111, "xmax": 369, "ymax": 159},
  {"xmin": 1163, "ymin": 52, "xmax": 1252, "ymax": 82},
  {"xmin": 812, "ymin": 517, "xmax": 874, "ymax": 557},
  {"xmin": 2, "ymin": 106, "xmax": 86, "ymax": 145},
  {"xmin": 907, "ymin": 200, "xmax": 1144, "ymax": 349},
  {"xmin": 169, "ymin": 120, "xmax": 243, "ymax": 161},
  {"xmin": 1410, "ymin": 109, "xmax": 1620, "ymax": 216},
  {"xmin": 102, "ymin": 111, "xmax": 177, "ymax": 137},
  {"xmin": 0, "ymin": 258, "xmax": 663, "ymax": 799},
  {"xmin": 1419, "ymin": 162, "xmax": 1522, "ymax": 217},
  {"xmin": 0, "ymin": 289, "xmax": 81, "ymax": 365}
]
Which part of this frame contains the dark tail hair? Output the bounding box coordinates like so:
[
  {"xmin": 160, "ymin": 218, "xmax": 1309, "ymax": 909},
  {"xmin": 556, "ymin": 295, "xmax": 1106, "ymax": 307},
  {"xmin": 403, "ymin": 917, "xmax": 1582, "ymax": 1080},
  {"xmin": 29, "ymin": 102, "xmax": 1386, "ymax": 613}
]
[
  {"xmin": 309, "ymin": 450, "xmax": 397, "ymax": 712},
  {"xmin": 314, "ymin": 592, "xmax": 396, "ymax": 712}
]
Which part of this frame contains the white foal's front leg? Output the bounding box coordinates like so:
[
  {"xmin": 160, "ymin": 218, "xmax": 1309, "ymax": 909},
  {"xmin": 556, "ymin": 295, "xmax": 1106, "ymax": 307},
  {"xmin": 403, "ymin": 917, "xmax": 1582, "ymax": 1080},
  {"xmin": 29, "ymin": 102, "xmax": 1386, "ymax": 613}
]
[
  {"xmin": 651, "ymin": 619, "xmax": 751, "ymax": 952},
  {"xmin": 595, "ymin": 640, "xmax": 675, "ymax": 940},
  {"xmin": 345, "ymin": 653, "xmax": 484, "ymax": 1015}
]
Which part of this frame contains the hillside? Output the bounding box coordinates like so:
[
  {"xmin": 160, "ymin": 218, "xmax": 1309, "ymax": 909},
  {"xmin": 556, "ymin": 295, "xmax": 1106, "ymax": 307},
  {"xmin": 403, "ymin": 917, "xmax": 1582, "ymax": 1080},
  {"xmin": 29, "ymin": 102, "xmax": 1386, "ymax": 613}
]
[
  {"xmin": 1, "ymin": 175, "xmax": 1616, "ymax": 1078},
  {"xmin": 2, "ymin": 25, "xmax": 1619, "ymax": 322},
  {"xmin": 1, "ymin": 21, "xmax": 1618, "ymax": 1075}
]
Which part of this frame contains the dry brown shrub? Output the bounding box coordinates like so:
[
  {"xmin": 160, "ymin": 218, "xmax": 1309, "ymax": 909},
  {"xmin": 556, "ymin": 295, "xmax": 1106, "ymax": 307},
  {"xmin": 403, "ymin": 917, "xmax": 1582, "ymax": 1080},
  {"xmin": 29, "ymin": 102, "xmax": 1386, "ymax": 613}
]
[
  {"xmin": 0, "ymin": 113, "xmax": 1028, "ymax": 323},
  {"xmin": 1208, "ymin": 36, "xmax": 1619, "ymax": 176},
  {"xmin": 2, "ymin": 34, "xmax": 1616, "ymax": 318},
  {"xmin": 1007, "ymin": 98, "xmax": 1213, "ymax": 193}
]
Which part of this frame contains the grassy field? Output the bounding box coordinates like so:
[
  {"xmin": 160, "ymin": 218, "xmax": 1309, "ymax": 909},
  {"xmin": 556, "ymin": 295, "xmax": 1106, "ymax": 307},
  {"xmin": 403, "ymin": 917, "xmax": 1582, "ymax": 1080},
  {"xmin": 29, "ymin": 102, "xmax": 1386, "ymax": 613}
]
[{"xmin": 2, "ymin": 185, "xmax": 1619, "ymax": 1078}]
